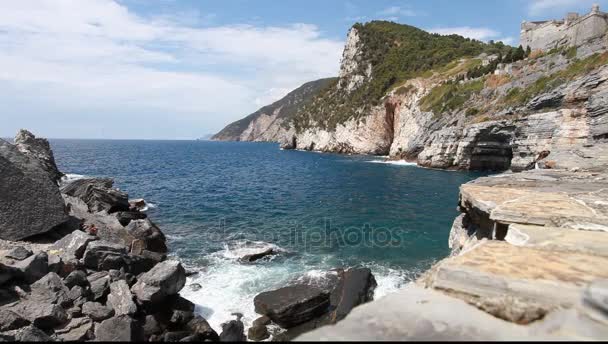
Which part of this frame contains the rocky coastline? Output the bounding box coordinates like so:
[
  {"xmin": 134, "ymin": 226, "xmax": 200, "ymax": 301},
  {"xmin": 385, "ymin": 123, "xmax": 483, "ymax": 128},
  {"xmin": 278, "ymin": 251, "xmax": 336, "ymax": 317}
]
[{"xmin": 0, "ymin": 130, "xmax": 379, "ymax": 342}]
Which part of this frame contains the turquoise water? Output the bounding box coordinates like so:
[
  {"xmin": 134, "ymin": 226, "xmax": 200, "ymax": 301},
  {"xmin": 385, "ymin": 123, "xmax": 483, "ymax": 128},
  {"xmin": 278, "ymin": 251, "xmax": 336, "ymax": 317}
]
[{"xmin": 51, "ymin": 140, "xmax": 485, "ymax": 330}]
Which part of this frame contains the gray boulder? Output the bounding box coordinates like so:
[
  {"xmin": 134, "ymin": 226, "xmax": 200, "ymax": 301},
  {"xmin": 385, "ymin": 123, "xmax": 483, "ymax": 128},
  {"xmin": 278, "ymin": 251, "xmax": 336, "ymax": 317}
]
[
  {"xmin": 64, "ymin": 270, "xmax": 88, "ymax": 288},
  {"xmin": 131, "ymin": 260, "xmax": 186, "ymax": 304},
  {"xmin": 61, "ymin": 178, "xmax": 129, "ymax": 214},
  {"xmin": 219, "ymin": 314, "xmax": 246, "ymax": 342},
  {"xmin": 14, "ymin": 325, "xmax": 53, "ymax": 342},
  {"xmin": 50, "ymin": 230, "xmax": 97, "ymax": 261},
  {"xmin": 125, "ymin": 219, "xmax": 167, "ymax": 253},
  {"xmin": 86, "ymin": 271, "xmax": 111, "ymax": 301},
  {"xmin": 7, "ymin": 252, "xmax": 49, "ymax": 284},
  {"xmin": 253, "ymin": 285, "xmax": 330, "ymax": 328},
  {"xmin": 248, "ymin": 316, "xmax": 271, "ymax": 341},
  {"xmin": 11, "ymin": 301, "xmax": 67, "ymax": 330},
  {"xmin": 82, "ymin": 240, "xmax": 128, "ymax": 270},
  {"xmin": 0, "ymin": 139, "xmax": 67, "ymax": 241},
  {"xmin": 30, "ymin": 272, "xmax": 71, "ymax": 307},
  {"xmin": 115, "ymin": 211, "xmax": 147, "ymax": 227},
  {"xmin": 54, "ymin": 317, "xmax": 93, "ymax": 341},
  {"xmin": 14, "ymin": 129, "xmax": 63, "ymax": 184},
  {"xmin": 0, "ymin": 309, "xmax": 29, "ymax": 331},
  {"xmin": 95, "ymin": 315, "xmax": 143, "ymax": 341},
  {"xmin": 5, "ymin": 247, "xmax": 32, "ymax": 261},
  {"xmin": 107, "ymin": 280, "xmax": 137, "ymax": 316},
  {"xmin": 82, "ymin": 301, "xmax": 113, "ymax": 322},
  {"xmin": 187, "ymin": 315, "xmax": 219, "ymax": 342}
]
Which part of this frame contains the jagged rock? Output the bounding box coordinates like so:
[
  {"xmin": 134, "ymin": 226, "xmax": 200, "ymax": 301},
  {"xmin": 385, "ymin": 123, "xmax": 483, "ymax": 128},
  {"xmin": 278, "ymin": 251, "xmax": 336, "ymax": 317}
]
[
  {"xmin": 142, "ymin": 314, "xmax": 162, "ymax": 338},
  {"xmin": 11, "ymin": 301, "xmax": 67, "ymax": 330},
  {"xmin": 50, "ymin": 230, "xmax": 97, "ymax": 261},
  {"xmin": 54, "ymin": 317, "xmax": 93, "ymax": 341},
  {"xmin": 107, "ymin": 280, "xmax": 137, "ymax": 316},
  {"xmin": 129, "ymin": 199, "xmax": 147, "ymax": 212},
  {"xmin": 5, "ymin": 247, "xmax": 32, "ymax": 261},
  {"xmin": 61, "ymin": 178, "xmax": 129, "ymax": 214},
  {"xmin": 239, "ymin": 248, "xmax": 277, "ymax": 263},
  {"xmin": 0, "ymin": 309, "xmax": 29, "ymax": 331},
  {"xmin": 67, "ymin": 286, "xmax": 87, "ymax": 307},
  {"xmin": 131, "ymin": 260, "xmax": 186, "ymax": 304},
  {"xmin": 325, "ymin": 267, "xmax": 377, "ymax": 323},
  {"xmin": 116, "ymin": 211, "xmax": 147, "ymax": 227},
  {"xmin": 95, "ymin": 315, "xmax": 143, "ymax": 341},
  {"xmin": 219, "ymin": 314, "xmax": 246, "ymax": 342},
  {"xmin": 5, "ymin": 250, "xmax": 50, "ymax": 284},
  {"xmin": 248, "ymin": 316, "xmax": 270, "ymax": 341},
  {"xmin": 254, "ymin": 285, "xmax": 330, "ymax": 328},
  {"xmin": 0, "ymin": 334, "xmax": 14, "ymax": 342},
  {"xmin": 0, "ymin": 139, "xmax": 67, "ymax": 241},
  {"xmin": 0, "ymin": 263, "xmax": 16, "ymax": 285},
  {"xmin": 14, "ymin": 325, "xmax": 53, "ymax": 342},
  {"xmin": 30, "ymin": 272, "xmax": 71, "ymax": 307},
  {"xmin": 14, "ymin": 129, "xmax": 63, "ymax": 183},
  {"xmin": 81, "ymin": 302, "xmax": 113, "ymax": 322},
  {"xmin": 46, "ymin": 253, "xmax": 65, "ymax": 277},
  {"xmin": 164, "ymin": 331, "xmax": 191, "ymax": 342},
  {"xmin": 187, "ymin": 316, "xmax": 219, "ymax": 341},
  {"xmin": 125, "ymin": 219, "xmax": 167, "ymax": 253},
  {"xmin": 86, "ymin": 271, "xmax": 111, "ymax": 301},
  {"xmin": 64, "ymin": 270, "xmax": 88, "ymax": 288},
  {"xmin": 82, "ymin": 241, "xmax": 128, "ymax": 270},
  {"xmin": 66, "ymin": 306, "xmax": 82, "ymax": 319}
]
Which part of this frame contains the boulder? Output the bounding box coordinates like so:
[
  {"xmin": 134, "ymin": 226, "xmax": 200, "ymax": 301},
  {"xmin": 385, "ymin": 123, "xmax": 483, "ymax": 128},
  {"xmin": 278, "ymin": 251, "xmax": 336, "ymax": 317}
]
[
  {"xmin": 8, "ymin": 252, "xmax": 50, "ymax": 284},
  {"xmin": 0, "ymin": 139, "xmax": 67, "ymax": 240},
  {"xmin": 126, "ymin": 251, "xmax": 165, "ymax": 275},
  {"xmin": 131, "ymin": 260, "xmax": 186, "ymax": 304},
  {"xmin": 129, "ymin": 199, "xmax": 147, "ymax": 212},
  {"xmin": 326, "ymin": 267, "xmax": 377, "ymax": 323},
  {"xmin": 248, "ymin": 316, "xmax": 270, "ymax": 341},
  {"xmin": 0, "ymin": 309, "xmax": 29, "ymax": 331},
  {"xmin": 125, "ymin": 219, "xmax": 167, "ymax": 253},
  {"xmin": 11, "ymin": 301, "xmax": 67, "ymax": 330},
  {"xmin": 67, "ymin": 286, "xmax": 88, "ymax": 307},
  {"xmin": 82, "ymin": 241, "xmax": 128, "ymax": 270},
  {"xmin": 14, "ymin": 129, "xmax": 63, "ymax": 184},
  {"xmin": 254, "ymin": 285, "xmax": 330, "ymax": 328},
  {"xmin": 50, "ymin": 230, "xmax": 97, "ymax": 261},
  {"xmin": 0, "ymin": 263, "xmax": 17, "ymax": 285},
  {"xmin": 219, "ymin": 314, "xmax": 246, "ymax": 342},
  {"xmin": 239, "ymin": 248, "xmax": 277, "ymax": 263},
  {"xmin": 116, "ymin": 211, "xmax": 147, "ymax": 227},
  {"xmin": 82, "ymin": 302, "xmax": 113, "ymax": 322},
  {"xmin": 64, "ymin": 270, "xmax": 88, "ymax": 288},
  {"xmin": 46, "ymin": 253, "xmax": 65, "ymax": 277},
  {"xmin": 14, "ymin": 325, "xmax": 53, "ymax": 342},
  {"xmin": 187, "ymin": 316, "xmax": 219, "ymax": 341},
  {"xmin": 107, "ymin": 280, "xmax": 137, "ymax": 316},
  {"xmin": 54, "ymin": 317, "xmax": 93, "ymax": 341},
  {"xmin": 5, "ymin": 247, "xmax": 32, "ymax": 261},
  {"xmin": 142, "ymin": 314, "xmax": 163, "ymax": 339},
  {"xmin": 29, "ymin": 272, "xmax": 71, "ymax": 307},
  {"xmin": 86, "ymin": 271, "xmax": 111, "ymax": 301},
  {"xmin": 95, "ymin": 315, "xmax": 143, "ymax": 342},
  {"xmin": 163, "ymin": 331, "xmax": 191, "ymax": 341},
  {"xmin": 61, "ymin": 178, "xmax": 129, "ymax": 214}
]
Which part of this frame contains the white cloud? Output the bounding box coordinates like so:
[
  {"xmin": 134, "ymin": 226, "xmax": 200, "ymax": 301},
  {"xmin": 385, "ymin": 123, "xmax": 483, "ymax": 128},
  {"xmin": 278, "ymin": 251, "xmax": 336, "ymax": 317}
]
[
  {"xmin": 0, "ymin": 0, "xmax": 344, "ymax": 139},
  {"xmin": 528, "ymin": 0, "xmax": 606, "ymax": 16},
  {"xmin": 378, "ymin": 6, "xmax": 419, "ymax": 17}
]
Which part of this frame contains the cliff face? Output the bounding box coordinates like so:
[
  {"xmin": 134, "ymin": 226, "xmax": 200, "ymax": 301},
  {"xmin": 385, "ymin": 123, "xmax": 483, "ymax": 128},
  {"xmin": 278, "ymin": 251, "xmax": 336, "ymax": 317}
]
[{"xmin": 211, "ymin": 78, "xmax": 335, "ymax": 142}]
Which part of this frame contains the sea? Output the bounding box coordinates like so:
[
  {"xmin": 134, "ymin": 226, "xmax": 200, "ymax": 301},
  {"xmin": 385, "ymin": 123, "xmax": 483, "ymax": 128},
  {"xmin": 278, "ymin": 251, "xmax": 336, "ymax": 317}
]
[{"xmin": 50, "ymin": 139, "xmax": 486, "ymax": 331}]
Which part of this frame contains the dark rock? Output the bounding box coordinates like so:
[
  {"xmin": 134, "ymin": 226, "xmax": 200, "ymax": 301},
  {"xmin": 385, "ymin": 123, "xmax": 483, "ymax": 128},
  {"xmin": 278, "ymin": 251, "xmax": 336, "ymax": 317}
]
[
  {"xmin": 127, "ymin": 251, "xmax": 165, "ymax": 275},
  {"xmin": 9, "ymin": 251, "xmax": 48, "ymax": 284},
  {"xmin": 5, "ymin": 247, "xmax": 32, "ymax": 261},
  {"xmin": 11, "ymin": 301, "xmax": 67, "ymax": 330},
  {"xmin": 219, "ymin": 314, "xmax": 246, "ymax": 342},
  {"xmin": 185, "ymin": 270, "xmax": 199, "ymax": 277},
  {"xmin": 253, "ymin": 315, "xmax": 271, "ymax": 327},
  {"xmin": 187, "ymin": 315, "xmax": 219, "ymax": 341},
  {"xmin": 0, "ymin": 139, "xmax": 67, "ymax": 241},
  {"xmin": 107, "ymin": 280, "xmax": 137, "ymax": 316},
  {"xmin": 0, "ymin": 309, "xmax": 29, "ymax": 331},
  {"xmin": 0, "ymin": 263, "xmax": 17, "ymax": 285},
  {"xmin": 14, "ymin": 325, "xmax": 53, "ymax": 342},
  {"xmin": 86, "ymin": 271, "xmax": 111, "ymax": 301},
  {"xmin": 179, "ymin": 334, "xmax": 205, "ymax": 342},
  {"xmin": 64, "ymin": 270, "xmax": 88, "ymax": 288},
  {"xmin": 248, "ymin": 316, "xmax": 270, "ymax": 342},
  {"xmin": 125, "ymin": 219, "xmax": 167, "ymax": 253},
  {"xmin": 253, "ymin": 285, "xmax": 330, "ymax": 328},
  {"xmin": 129, "ymin": 199, "xmax": 147, "ymax": 212},
  {"xmin": 61, "ymin": 177, "xmax": 130, "ymax": 214},
  {"xmin": 82, "ymin": 240, "xmax": 128, "ymax": 270},
  {"xmin": 50, "ymin": 230, "xmax": 97, "ymax": 261},
  {"xmin": 189, "ymin": 283, "xmax": 202, "ymax": 292},
  {"xmin": 164, "ymin": 331, "xmax": 190, "ymax": 342},
  {"xmin": 116, "ymin": 211, "xmax": 147, "ymax": 227},
  {"xmin": 54, "ymin": 317, "xmax": 93, "ymax": 341},
  {"xmin": 82, "ymin": 302, "xmax": 113, "ymax": 322},
  {"xmin": 14, "ymin": 129, "xmax": 63, "ymax": 183},
  {"xmin": 95, "ymin": 315, "xmax": 143, "ymax": 342},
  {"xmin": 327, "ymin": 267, "xmax": 377, "ymax": 323},
  {"xmin": 131, "ymin": 260, "xmax": 186, "ymax": 304},
  {"xmin": 30, "ymin": 272, "xmax": 71, "ymax": 307},
  {"xmin": 170, "ymin": 310, "xmax": 194, "ymax": 328},
  {"xmin": 142, "ymin": 314, "xmax": 163, "ymax": 338},
  {"xmin": 47, "ymin": 254, "xmax": 64, "ymax": 276},
  {"xmin": 67, "ymin": 286, "xmax": 88, "ymax": 307},
  {"xmin": 66, "ymin": 306, "xmax": 82, "ymax": 319},
  {"xmin": 0, "ymin": 334, "xmax": 15, "ymax": 342},
  {"xmin": 239, "ymin": 248, "xmax": 277, "ymax": 263}
]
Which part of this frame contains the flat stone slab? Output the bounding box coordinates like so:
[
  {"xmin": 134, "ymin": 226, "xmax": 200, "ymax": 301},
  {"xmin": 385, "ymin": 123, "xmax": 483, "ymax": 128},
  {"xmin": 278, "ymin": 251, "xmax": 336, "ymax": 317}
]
[
  {"xmin": 429, "ymin": 241, "xmax": 608, "ymax": 307},
  {"xmin": 506, "ymin": 224, "xmax": 608, "ymax": 257}
]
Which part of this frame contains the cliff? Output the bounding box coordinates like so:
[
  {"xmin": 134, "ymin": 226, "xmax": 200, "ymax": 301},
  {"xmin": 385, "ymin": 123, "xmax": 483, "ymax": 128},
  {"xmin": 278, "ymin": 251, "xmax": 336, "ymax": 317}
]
[{"xmin": 211, "ymin": 78, "xmax": 336, "ymax": 142}]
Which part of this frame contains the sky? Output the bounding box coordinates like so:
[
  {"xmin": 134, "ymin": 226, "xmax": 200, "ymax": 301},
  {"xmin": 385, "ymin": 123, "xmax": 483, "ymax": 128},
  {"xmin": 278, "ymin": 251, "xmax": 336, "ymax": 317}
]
[{"xmin": 1, "ymin": 0, "xmax": 607, "ymax": 139}]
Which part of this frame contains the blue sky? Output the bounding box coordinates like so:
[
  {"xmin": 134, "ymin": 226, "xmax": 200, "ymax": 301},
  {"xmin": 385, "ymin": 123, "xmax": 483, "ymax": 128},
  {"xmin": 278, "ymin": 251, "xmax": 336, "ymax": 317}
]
[{"xmin": 1, "ymin": 0, "xmax": 607, "ymax": 139}]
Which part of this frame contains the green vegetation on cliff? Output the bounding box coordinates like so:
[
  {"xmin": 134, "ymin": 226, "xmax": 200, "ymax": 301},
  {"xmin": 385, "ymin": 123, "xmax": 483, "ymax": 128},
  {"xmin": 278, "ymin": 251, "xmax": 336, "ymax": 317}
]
[{"xmin": 292, "ymin": 21, "xmax": 514, "ymax": 131}]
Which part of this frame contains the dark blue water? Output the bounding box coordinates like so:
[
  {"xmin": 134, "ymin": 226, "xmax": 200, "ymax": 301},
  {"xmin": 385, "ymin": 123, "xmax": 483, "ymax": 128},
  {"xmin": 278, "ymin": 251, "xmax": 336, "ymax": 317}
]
[{"xmin": 51, "ymin": 139, "xmax": 484, "ymax": 329}]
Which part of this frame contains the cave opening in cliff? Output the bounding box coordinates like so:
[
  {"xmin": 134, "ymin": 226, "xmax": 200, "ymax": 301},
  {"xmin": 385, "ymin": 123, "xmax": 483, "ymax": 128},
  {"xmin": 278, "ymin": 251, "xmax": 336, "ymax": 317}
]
[{"xmin": 468, "ymin": 132, "xmax": 514, "ymax": 171}]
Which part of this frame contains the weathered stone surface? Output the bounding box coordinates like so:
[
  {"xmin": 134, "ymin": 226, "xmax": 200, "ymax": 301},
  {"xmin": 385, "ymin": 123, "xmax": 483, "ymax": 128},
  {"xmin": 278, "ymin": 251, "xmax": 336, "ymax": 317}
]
[
  {"xmin": 187, "ymin": 315, "xmax": 219, "ymax": 341},
  {"xmin": 116, "ymin": 211, "xmax": 147, "ymax": 227},
  {"xmin": 82, "ymin": 240, "xmax": 128, "ymax": 270},
  {"xmin": 14, "ymin": 129, "xmax": 63, "ymax": 183},
  {"xmin": 247, "ymin": 322, "xmax": 270, "ymax": 341},
  {"xmin": 125, "ymin": 219, "xmax": 167, "ymax": 253},
  {"xmin": 219, "ymin": 314, "xmax": 246, "ymax": 342},
  {"xmin": 583, "ymin": 279, "xmax": 608, "ymax": 316},
  {"xmin": 5, "ymin": 247, "xmax": 32, "ymax": 261},
  {"xmin": 107, "ymin": 280, "xmax": 137, "ymax": 316},
  {"xmin": 0, "ymin": 139, "xmax": 67, "ymax": 241},
  {"xmin": 506, "ymin": 224, "xmax": 608, "ymax": 256},
  {"xmin": 82, "ymin": 302, "xmax": 113, "ymax": 322},
  {"xmin": 67, "ymin": 286, "xmax": 87, "ymax": 307},
  {"xmin": 50, "ymin": 230, "xmax": 97, "ymax": 261},
  {"xmin": 11, "ymin": 301, "xmax": 67, "ymax": 330},
  {"xmin": 54, "ymin": 317, "xmax": 93, "ymax": 341},
  {"xmin": 326, "ymin": 267, "xmax": 377, "ymax": 323},
  {"xmin": 30, "ymin": 272, "xmax": 71, "ymax": 307},
  {"xmin": 86, "ymin": 271, "xmax": 111, "ymax": 301},
  {"xmin": 0, "ymin": 309, "xmax": 29, "ymax": 331},
  {"xmin": 64, "ymin": 270, "xmax": 88, "ymax": 288},
  {"xmin": 95, "ymin": 315, "xmax": 143, "ymax": 341},
  {"xmin": 239, "ymin": 248, "xmax": 277, "ymax": 263},
  {"xmin": 61, "ymin": 178, "xmax": 130, "ymax": 214},
  {"xmin": 131, "ymin": 260, "xmax": 186, "ymax": 304},
  {"xmin": 14, "ymin": 325, "xmax": 53, "ymax": 342},
  {"xmin": 163, "ymin": 331, "xmax": 190, "ymax": 342},
  {"xmin": 7, "ymin": 252, "xmax": 49, "ymax": 284},
  {"xmin": 254, "ymin": 285, "xmax": 330, "ymax": 328}
]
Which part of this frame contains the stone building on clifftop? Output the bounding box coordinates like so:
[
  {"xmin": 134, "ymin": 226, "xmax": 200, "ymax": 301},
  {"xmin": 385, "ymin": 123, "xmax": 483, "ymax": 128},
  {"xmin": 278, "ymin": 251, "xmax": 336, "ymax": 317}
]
[{"xmin": 521, "ymin": 4, "xmax": 608, "ymax": 51}]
